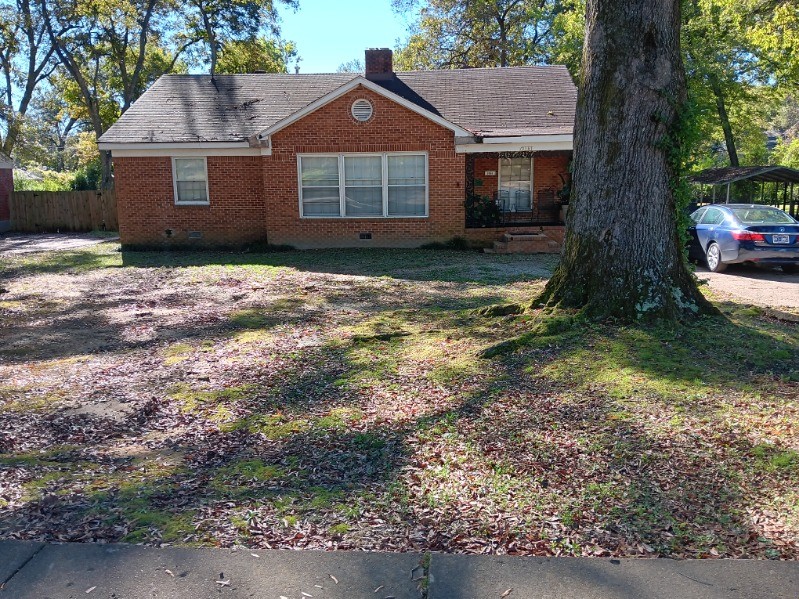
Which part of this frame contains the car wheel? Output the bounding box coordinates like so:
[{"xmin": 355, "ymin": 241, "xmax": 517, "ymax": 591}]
[
  {"xmin": 782, "ymin": 264, "xmax": 798, "ymax": 274},
  {"xmin": 705, "ymin": 242, "xmax": 727, "ymax": 272}
]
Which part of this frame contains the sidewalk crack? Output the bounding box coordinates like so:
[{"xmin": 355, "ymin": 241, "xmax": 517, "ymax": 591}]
[{"xmin": 1, "ymin": 543, "xmax": 45, "ymax": 589}]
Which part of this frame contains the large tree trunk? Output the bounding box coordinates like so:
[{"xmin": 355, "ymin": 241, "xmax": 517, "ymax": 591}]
[{"xmin": 538, "ymin": 0, "xmax": 713, "ymax": 321}]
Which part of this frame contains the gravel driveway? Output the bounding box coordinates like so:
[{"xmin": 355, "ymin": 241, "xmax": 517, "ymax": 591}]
[{"xmin": 696, "ymin": 264, "xmax": 799, "ymax": 309}]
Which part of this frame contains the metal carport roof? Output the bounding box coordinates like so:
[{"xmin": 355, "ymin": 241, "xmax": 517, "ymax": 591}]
[{"xmin": 689, "ymin": 166, "xmax": 799, "ymax": 186}]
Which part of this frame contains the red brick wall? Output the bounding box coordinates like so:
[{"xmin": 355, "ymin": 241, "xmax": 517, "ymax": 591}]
[
  {"xmin": 472, "ymin": 153, "xmax": 570, "ymax": 201},
  {"xmin": 473, "ymin": 156, "xmax": 499, "ymax": 198},
  {"xmin": 0, "ymin": 167, "xmax": 12, "ymax": 224},
  {"xmin": 113, "ymin": 156, "xmax": 266, "ymax": 246},
  {"xmin": 263, "ymin": 85, "xmax": 466, "ymax": 248}
]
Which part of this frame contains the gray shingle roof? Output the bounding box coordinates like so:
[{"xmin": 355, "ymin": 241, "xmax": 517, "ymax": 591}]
[
  {"xmin": 383, "ymin": 66, "xmax": 576, "ymax": 137},
  {"xmin": 100, "ymin": 66, "xmax": 576, "ymax": 144}
]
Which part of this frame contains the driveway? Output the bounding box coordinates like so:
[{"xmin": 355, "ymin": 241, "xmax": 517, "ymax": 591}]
[
  {"xmin": 0, "ymin": 232, "xmax": 119, "ymax": 255},
  {"xmin": 696, "ymin": 264, "xmax": 799, "ymax": 309}
]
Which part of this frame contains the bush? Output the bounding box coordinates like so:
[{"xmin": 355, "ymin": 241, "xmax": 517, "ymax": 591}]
[
  {"xmin": 13, "ymin": 169, "xmax": 74, "ymax": 191},
  {"xmin": 465, "ymin": 193, "xmax": 500, "ymax": 227},
  {"xmin": 420, "ymin": 236, "xmax": 471, "ymax": 250}
]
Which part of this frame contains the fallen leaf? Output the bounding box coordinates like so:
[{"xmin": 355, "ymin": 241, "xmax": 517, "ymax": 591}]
[{"xmin": 165, "ymin": 569, "xmax": 174, "ymax": 577}]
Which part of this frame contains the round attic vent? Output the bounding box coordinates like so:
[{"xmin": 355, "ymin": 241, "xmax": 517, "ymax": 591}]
[{"xmin": 351, "ymin": 99, "xmax": 373, "ymax": 122}]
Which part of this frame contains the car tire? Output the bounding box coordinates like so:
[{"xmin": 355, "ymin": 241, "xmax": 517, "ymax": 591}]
[
  {"xmin": 705, "ymin": 242, "xmax": 727, "ymax": 272},
  {"xmin": 782, "ymin": 264, "xmax": 798, "ymax": 274}
]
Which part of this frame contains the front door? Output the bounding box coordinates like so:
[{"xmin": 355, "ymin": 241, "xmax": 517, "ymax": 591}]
[{"xmin": 498, "ymin": 157, "xmax": 533, "ymax": 213}]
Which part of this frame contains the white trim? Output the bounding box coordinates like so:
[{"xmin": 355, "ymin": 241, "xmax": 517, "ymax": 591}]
[
  {"xmin": 482, "ymin": 134, "xmax": 573, "ymax": 144},
  {"xmin": 456, "ymin": 137, "xmax": 573, "ymax": 154},
  {"xmin": 298, "ymin": 151, "xmax": 429, "ymax": 219},
  {"xmin": 172, "ymin": 156, "xmax": 210, "ymax": 206},
  {"xmin": 351, "ymin": 98, "xmax": 374, "ymax": 122},
  {"xmin": 112, "ymin": 147, "xmax": 270, "ymax": 158},
  {"xmin": 257, "ymin": 77, "xmax": 472, "ymax": 139},
  {"xmin": 0, "ymin": 159, "xmax": 13, "ymax": 169},
  {"xmin": 100, "ymin": 141, "xmax": 252, "ymax": 150}
]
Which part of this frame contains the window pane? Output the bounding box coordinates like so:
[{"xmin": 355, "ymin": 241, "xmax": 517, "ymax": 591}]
[
  {"xmin": 388, "ymin": 155, "xmax": 425, "ymax": 185},
  {"xmin": 175, "ymin": 158, "xmax": 206, "ymax": 182},
  {"xmin": 302, "ymin": 187, "xmax": 340, "ymax": 216},
  {"xmin": 177, "ymin": 180, "xmax": 207, "ymax": 202},
  {"xmin": 301, "ymin": 157, "xmax": 339, "ymax": 186},
  {"xmin": 701, "ymin": 208, "xmax": 724, "ymax": 225},
  {"xmin": 388, "ymin": 186, "xmax": 425, "ymax": 216},
  {"xmin": 345, "ymin": 186, "xmax": 382, "ymax": 216},
  {"xmin": 344, "ymin": 156, "xmax": 382, "ymax": 186},
  {"xmin": 500, "ymin": 157, "xmax": 531, "ymax": 211}
]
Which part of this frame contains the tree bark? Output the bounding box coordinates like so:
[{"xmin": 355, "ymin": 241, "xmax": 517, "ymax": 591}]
[
  {"xmin": 538, "ymin": 0, "xmax": 713, "ymax": 321},
  {"xmin": 709, "ymin": 74, "xmax": 739, "ymax": 167}
]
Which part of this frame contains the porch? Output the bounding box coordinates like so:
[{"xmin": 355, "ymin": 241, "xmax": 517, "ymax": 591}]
[{"xmin": 462, "ymin": 151, "xmax": 571, "ymax": 252}]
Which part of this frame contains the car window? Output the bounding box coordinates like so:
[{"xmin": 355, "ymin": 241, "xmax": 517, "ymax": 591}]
[
  {"xmin": 700, "ymin": 207, "xmax": 725, "ymax": 225},
  {"xmin": 730, "ymin": 207, "xmax": 796, "ymax": 224},
  {"xmin": 690, "ymin": 207, "xmax": 707, "ymax": 224}
]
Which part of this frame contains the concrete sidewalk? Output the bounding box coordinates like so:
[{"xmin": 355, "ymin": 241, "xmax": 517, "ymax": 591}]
[
  {"xmin": 0, "ymin": 233, "xmax": 119, "ymax": 255},
  {"xmin": 1, "ymin": 541, "xmax": 798, "ymax": 599}
]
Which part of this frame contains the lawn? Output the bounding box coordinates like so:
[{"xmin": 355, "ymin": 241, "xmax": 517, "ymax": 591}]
[{"xmin": 0, "ymin": 243, "xmax": 797, "ymax": 559}]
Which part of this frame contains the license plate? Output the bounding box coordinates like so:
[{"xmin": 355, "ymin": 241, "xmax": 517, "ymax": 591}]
[{"xmin": 772, "ymin": 234, "xmax": 790, "ymax": 244}]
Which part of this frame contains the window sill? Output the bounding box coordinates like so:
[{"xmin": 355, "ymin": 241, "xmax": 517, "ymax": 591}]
[
  {"xmin": 300, "ymin": 215, "xmax": 429, "ymax": 219},
  {"xmin": 175, "ymin": 201, "xmax": 210, "ymax": 206}
]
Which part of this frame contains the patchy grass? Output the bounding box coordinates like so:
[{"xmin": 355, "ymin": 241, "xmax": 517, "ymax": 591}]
[{"xmin": 0, "ymin": 243, "xmax": 797, "ymax": 557}]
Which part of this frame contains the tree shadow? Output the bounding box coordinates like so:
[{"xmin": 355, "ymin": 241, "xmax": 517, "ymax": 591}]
[{"xmin": 1, "ymin": 248, "xmax": 796, "ymax": 557}]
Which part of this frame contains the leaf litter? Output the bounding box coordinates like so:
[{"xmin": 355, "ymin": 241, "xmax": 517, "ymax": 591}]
[{"xmin": 0, "ymin": 245, "xmax": 797, "ymax": 559}]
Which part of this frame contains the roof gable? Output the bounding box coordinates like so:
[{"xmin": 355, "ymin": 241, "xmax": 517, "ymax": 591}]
[{"xmin": 255, "ymin": 76, "xmax": 471, "ymax": 140}]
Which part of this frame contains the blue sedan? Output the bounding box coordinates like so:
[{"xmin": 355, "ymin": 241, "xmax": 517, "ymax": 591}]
[{"xmin": 688, "ymin": 204, "xmax": 799, "ymax": 273}]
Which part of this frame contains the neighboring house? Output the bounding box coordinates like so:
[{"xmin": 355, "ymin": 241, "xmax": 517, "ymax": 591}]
[
  {"xmin": 98, "ymin": 49, "xmax": 576, "ymax": 249},
  {"xmin": 0, "ymin": 153, "xmax": 13, "ymax": 233}
]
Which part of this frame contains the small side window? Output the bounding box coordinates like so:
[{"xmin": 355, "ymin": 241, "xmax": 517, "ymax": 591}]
[
  {"xmin": 173, "ymin": 157, "xmax": 209, "ymax": 204},
  {"xmin": 700, "ymin": 207, "xmax": 724, "ymax": 225},
  {"xmin": 690, "ymin": 207, "xmax": 706, "ymax": 224}
]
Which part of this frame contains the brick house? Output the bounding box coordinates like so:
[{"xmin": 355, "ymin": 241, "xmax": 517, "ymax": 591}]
[
  {"xmin": 99, "ymin": 49, "xmax": 576, "ymax": 250},
  {"xmin": 0, "ymin": 152, "xmax": 13, "ymax": 233}
]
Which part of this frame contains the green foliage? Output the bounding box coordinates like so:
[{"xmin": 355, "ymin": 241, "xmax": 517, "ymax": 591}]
[
  {"xmin": 464, "ymin": 193, "xmax": 500, "ymax": 227},
  {"xmin": 772, "ymin": 138, "xmax": 799, "ymax": 168},
  {"xmin": 216, "ymin": 38, "xmax": 296, "ymax": 74},
  {"xmin": 13, "ymin": 168, "xmax": 74, "ymax": 191},
  {"xmin": 392, "ymin": 0, "xmax": 568, "ymax": 69},
  {"xmin": 71, "ymin": 159, "xmax": 102, "ymax": 190}
]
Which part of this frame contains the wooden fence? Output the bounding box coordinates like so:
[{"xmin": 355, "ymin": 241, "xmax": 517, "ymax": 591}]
[{"xmin": 9, "ymin": 190, "xmax": 118, "ymax": 232}]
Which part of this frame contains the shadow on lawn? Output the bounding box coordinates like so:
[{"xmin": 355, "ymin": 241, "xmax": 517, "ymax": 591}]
[
  {"xmin": 1, "ymin": 294, "xmax": 797, "ymax": 556},
  {"xmin": 119, "ymin": 247, "xmax": 556, "ymax": 284}
]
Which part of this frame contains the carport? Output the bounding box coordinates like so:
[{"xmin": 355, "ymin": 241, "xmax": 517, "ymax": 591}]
[{"xmin": 689, "ymin": 166, "xmax": 799, "ymax": 217}]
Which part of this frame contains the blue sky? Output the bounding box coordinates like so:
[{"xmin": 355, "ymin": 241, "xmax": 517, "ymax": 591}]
[{"xmin": 279, "ymin": 0, "xmax": 412, "ymax": 73}]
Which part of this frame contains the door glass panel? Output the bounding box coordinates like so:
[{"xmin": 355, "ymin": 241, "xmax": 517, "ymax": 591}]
[{"xmin": 499, "ymin": 157, "xmax": 532, "ymax": 211}]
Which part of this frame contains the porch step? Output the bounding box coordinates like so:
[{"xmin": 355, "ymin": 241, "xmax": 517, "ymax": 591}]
[{"xmin": 486, "ymin": 232, "xmax": 561, "ymax": 254}]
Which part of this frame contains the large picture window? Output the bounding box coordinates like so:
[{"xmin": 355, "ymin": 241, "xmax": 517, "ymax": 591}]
[
  {"xmin": 299, "ymin": 153, "xmax": 428, "ymax": 218},
  {"xmin": 172, "ymin": 157, "xmax": 209, "ymax": 205}
]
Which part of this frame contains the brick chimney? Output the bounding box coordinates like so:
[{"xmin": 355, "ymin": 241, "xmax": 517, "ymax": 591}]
[{"xmin": 365, "ymin": 48, "xmax": 393, "ymax": 80}]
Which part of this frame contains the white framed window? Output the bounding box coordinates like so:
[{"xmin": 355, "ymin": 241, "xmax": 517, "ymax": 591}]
[
  {"xmin": 172, "ymin": 157, "xmax": 209, "ymax": 205},
  {"xmin": 298, "ymin": 153, "xmax": 428, "ymax": 218},
  {"xmin": 498, "ymin": 156, "xmax": 533, "ymax": 212}
]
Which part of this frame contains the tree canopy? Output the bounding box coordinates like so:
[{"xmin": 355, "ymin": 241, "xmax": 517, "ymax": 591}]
[{"xmin": 1, "ymin": 0, "xmax": 297, "ymax": 187}]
